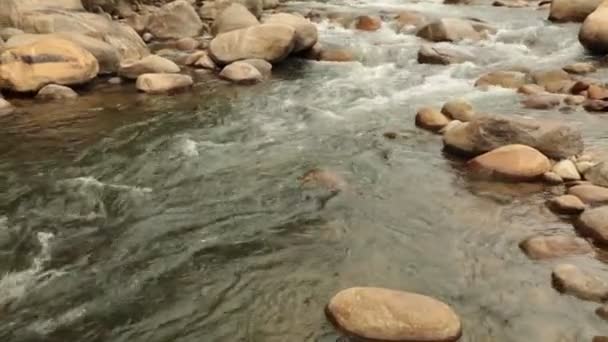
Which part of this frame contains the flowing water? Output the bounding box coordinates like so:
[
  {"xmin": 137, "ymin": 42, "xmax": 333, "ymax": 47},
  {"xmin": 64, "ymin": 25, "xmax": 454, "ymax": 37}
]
[{"xmin": 2, "ymin": 0, "xmax": 608, "ymax": 341}]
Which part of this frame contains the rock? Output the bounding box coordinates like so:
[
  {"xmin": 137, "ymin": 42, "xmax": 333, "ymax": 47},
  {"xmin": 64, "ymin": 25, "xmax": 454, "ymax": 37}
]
[
  {"xmin": 119, "ymin": 55, "xmax": 180, "ymax": 79},
  {"xmin": 544, "ymin": 171, "xmax": 564, "ymax": 184},
  {"xmin": 417, "ymin": 44, "xmax": 475, "ymax": 65},
  {"xmin": 108, "ymin": 76, "xmax": 122, "ymax": 84},
  {"xmin": 531, "ymin": 69, "xmax": 572, "ymax": 89},
  {"xmin": 440, "ymin": 120, "xmax": 464, "ymax": 134},
  {"xmin": 553, "ymin": 159, "xmax": 581, "ymax": 180},
  {"xmin": 569, "ymin": 185, "xmax": 608, "ymax": 204},
  {"xmin": 441, "ymin": 98, "xmax": 475, "ymax": 122},
  {"xmin": 35, "ymin": 84, "xmax": 78, "ymax": 100},
  {"xmin": 467, "ymin": 144, "xmax": 551, "ymax": 180},
  {"xmin": 521, "ymin": 94, "xmax": 562, "ymax": 109},
  {"xmin": 584, "ymin": 162, "xmax": 608, "ymax": 187},
  {"xmin": 319, "ymin": 48, "xmax": 355, "ymax": 62},
  {"xmin": 136, "ymin": 73, "xmax": 193, "ymax": 93},
  {"xmin": 580, "ymin": 1, "xmax": 608, "ymax": 54},
  {"xmin": 578, "ymin": 161, "xmax": 597, "ymax": 174},
  {"xmin": 518, "ymin": 84, "xmax": 547, "ymax": 95},
  {"xmin": 597, "ymin": 304, "xmax": 608, "ymax": 320},
  {"xmin": 0, "ymin": 98, "xmax": 14, "ymax": 116},
  {"xmin": 219, "ymin": 61, "xmax": 263, "ymax": 84},
  {"xmin": 299, "ymin": 169, "xmax": 347, "ymax": 192},
  {"xmin": 326, "ymin": 287, "xmax": 461, "ymax": 342},
  {"xmin": 564, "ymin": 62, "xmax": 596, "ymax": 74},
  {"xmin": 564, "ymin": 95, "xmax": 586, "ymax": 106},
  {"xmin": 594, "ymin": 337, "xmax": 608, "ymax": 342},
  {"xmin": 576, "ymin": 206, "xmax": 608, "ymax": 244},
  {"xmin": 545, "ymin": 80, "xmax": 576, "ymax": 94},
  {"xmin": 415, "ymin": 107, "xmax": 450, "ymax": 132},
  {"xmin": 416, "ymin": 18, "xmax": 481, "ymax": 42},
  {"xmin": 355, "ymin": 15, "xmax": 382, "ymax": 31},
  {"xmin": 142, "ymin": 33, "xmax": 154, "ymax": 43},
  {"xmin": 184, "ymin": 51, "xmax": 206, "ymax": 66},
  {"xmin": 394, "ymin": 10, "xmax": 428, "ymax": 32},
  {"xmin": 124, "ymin": 13, "xmax": 150, "ymax": 34},
  {"xmin": 548, "ymin": 195, "xmax": 587, "ymax": 214},
  {"xmin": 240, "ymin": 59, "xmax": 272, "ymax": 78},
  {"xmin": 263, "ymin": 0, "xmax": 280, "ymax": 9},
  {"xmin": 520, "ymin": 235, "xmax": 592, "ymax": 259},
  {"xmin": 493, "ymin": 0, "xmax": 528, "ymax": 7},
  {"xmin": 552, "ymin": 264, "xmax": 608, "ymax": 302},
  {"xmin": 264, "ymin": 13, "xmax": 318, "ymax": 52},
  {"xmin": 549, "ymin": 0, "xmax": 603, "ymax": 22},
  {"xmin": 147, "ymin": 0, "xmax": 203, "ymax": 39},
  {"xmin": 475, "ymin": 71, "xmax": 527, "ymax": 89},
  {"xmin": 175, "ymin": 37, "xmax": 199, "ymax": 51},
  {"xmin": 5, "ymin": 33, "xmax": 121, "ymax": 74},
  {"xmin": 571, "ymin": 79, "xmax": 595, "ymax": 94},
  {"xmin": 209, "ymin": 24, "xmax": 296, "ymax": 65},
  {"xmin": 584, "ymin": 99, "xmax": 608, "ymax": 112},
  {"xmin": 443, "ymin": 115, "xmax": 584, "ymax": 159},
  {"xmin": 212, "ymin": 3, "xmax": 259, "ymax": 35},
  {"xmin": 588, "ymin": 84, "xmax": 608, "ymax": 100},
  {"xmin": 0, "ymin": 38, "xmax": 99, "ymax": 92},
  {"xmin": 0, "ymin": 28, "xmax": 24, "ymax": 41},
  {"xmin": 194, "ymin": 53, "xmax": 218, "ymax": 70}
]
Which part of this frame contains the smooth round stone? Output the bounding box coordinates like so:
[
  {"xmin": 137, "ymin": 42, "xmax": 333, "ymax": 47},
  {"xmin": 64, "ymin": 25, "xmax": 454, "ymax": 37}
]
[
  {"xmin": 552, "ymin": 264, "xmax": 608, "ymax": 302},
  {"xmin": 548, "ymin": 195, "xmax": 586, "ymax": 214},
  {"xmin": 576, "ymin": 206, "xmax": 608, "ymax": 244},
  {"xmin": 568, "ymin": 184, "xmax": 608, "ymax": 204},
  {"xmin": 520, "ymin": 234, "xmax": 592, "ymax": 259},
  {"xmin": 543, "ymin": 171, "xmax": 563, "ymax": 184},
  {"xmin": 326, "ymin": 287, "xmax": 461, "ymax": 342}
]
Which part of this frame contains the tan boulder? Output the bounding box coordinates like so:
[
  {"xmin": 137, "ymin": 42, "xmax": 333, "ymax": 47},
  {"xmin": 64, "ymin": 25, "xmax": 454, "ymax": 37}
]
[
  {"xmin": 264, "ymin": 13, "xmax": 318, "ymax": 52},
  {"xmin": 441, "ymin": 98, "xmax": 475, "ymax": 122},
  {"xmin": 543, "ymin": 171, "xmax": 564, "ymax": 184},
  {"xmin": 518, "ymin": 83, "xmax": 546, "ymax": 95},
  {"xmin": 240, "ymin": 59, "xmax": 272, "ymax": 78},
  {"xmin": 119, "ymin": 55, "xmax": 180, "ymax": 79},
  {"xmin": 219, "ymin": 61, "xmax": 263, "ymax": 84},
  {"xmin": 565, "ymin": 95, "xmax": 586, "ymax": 106},
  {"xmin": 550, "ymin": 0, "xmax": 603, "ymax": 22},
  {"xmin": 147, "ymin": 0, "xmax": 203, "ymax": 39},
  {"xmin": 468, "ymin": 144, "xmax": 551, "ymax": 180},
  {"xmin": 588, "ymin": 84, "xmax": 608, "ymax": 100},
  {"xmin": 0, "ymin": 38, "xmax": 99, "ymax": 92},
  {"xmin": 209, "ymin": 24, "xmax": 296, "ymax": 65},
  {"xmin": 576, "ymin": 206, "xmax": 608, "ymax": 244},
  {"xmin": 35, "ymin": 84, "xmax": 78, "ymax": 100},
  {"xmin": 319, "ymin": 48, "xmax": 355, "ymax": 62},
  {"xmin": 564, "ymin": 62, "xmax": 596, "ymax": 74},
  {"xmin": 552, "ymin": 264, "xmax": 608, "ymax": 302},
  {"xmin": 552, "ymin": 159, "xmax": 581, "ymax": 180},
  {"xmin": 135, "ymin": 73, "xmax": 193, "ymax": 93},
  {"xmin": 355, "ymin": 15, "xmax": 382, "ymax": 31},
  {"xmin": 0, "ymin": 28, "xmax": 24, "ymax": 41},
  {"xmin": 520, "ymin": 235, "xmax": 592, "ymax": 259},
  {"xmin": 326, "ymin": 287, "xmax": 461, "ymax": 342},
  {"xmin": 521, "ymin": 94, "xmax": 562, "ymax": 109},
  {"xmin": 531, "ymin": 69, "xmax": 572, "ymax": 90},
  {"xmin": 548, "ymin": 195, "xmax": 587, "ymax": 214},
  {"xmin": 418, "ymin": 43, "xmax": 475, "ymax": 65},
  {"xmin": 194, "ymin": 53, "xmax": 218, "ymax": 70},
  {"xmin": 579, "ymin": 1, "xmax": 608, "ymax": 54},
  {"xmin": 584, "ymin": 162, "xmax": 608, "ymax": 187},
  {"xmin": 175, "ymin": 37, "xmax": 199, "ymax": 51},
  {"xmin": 394, "ymin": 10, "xmax": 428, "ymax": 32},
  {"xmin": 415, "ymin": 107, "xmax": 450, "ymax": 131},
  {"xmin": 212, "ymin": 3, "xmax": 259, "ymax": 36},
  {"xmin": 417, "ymin": 18, "xmax": 482, "ymax": 42},
  {"xmin": 475, "ymin": 71, "xmax": 527, "ymax": 89},
  {"xmin": 568, "ymin": 184, "xmax": 608, "ymax": 204}
]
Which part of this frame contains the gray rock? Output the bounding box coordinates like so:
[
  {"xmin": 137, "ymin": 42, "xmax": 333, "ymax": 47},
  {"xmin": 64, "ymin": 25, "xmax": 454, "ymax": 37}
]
[
  {"xmin": 147, "ymin": 0, "xmax": 203, "ymax": 39},
  {"xmin": 417, "ymin": 44, "xmax": 475, "ymax": 65},
  {"xmin": 36, "ymin": 84, "xmax": 78, "ymax": 100}
]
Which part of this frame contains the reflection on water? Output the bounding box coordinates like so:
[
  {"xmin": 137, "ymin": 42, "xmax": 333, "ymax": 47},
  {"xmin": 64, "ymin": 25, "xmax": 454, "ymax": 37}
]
[{"xmin": 1, "ymin": 1, "xmax": 608, "ymax": 341}]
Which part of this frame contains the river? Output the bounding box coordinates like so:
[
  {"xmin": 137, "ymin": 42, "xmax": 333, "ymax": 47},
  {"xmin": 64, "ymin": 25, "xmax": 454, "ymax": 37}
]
[{"xmin": 1, "ymin": 0, "xmax": 608, "ymax": 341}]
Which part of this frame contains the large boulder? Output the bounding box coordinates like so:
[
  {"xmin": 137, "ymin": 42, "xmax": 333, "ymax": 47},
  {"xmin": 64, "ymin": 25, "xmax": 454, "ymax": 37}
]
[
  {"xmin": 212, "ymin": 3, "xmax": 259, "ymax": 36},
  {"xmin": 417, "ymin": 18, "xmax": 481, "ymax": 42},
  {"xmin": 326, "ymin": 287, "xmax": 461, "ymax": 342},
  {"xmin": 585, "ymin": 162, "xmax": 608, "ymax": 187},
  {"xmin": 580, "ymin": 1, "xmax": 608, "ymax": 54},
  {"xmin": 0, "ymin": 38, "xmax": 99, "ymax": 92},
  {"xmin": 467, "ymin": 144, "xmax": 551, "ymax": 180},
  {"xmin": 549, "ymin": 0, "xmax": 603, "ymax": 22},
  {"xmin": 576, "ymin": 206, "xmax": 608, "ymax": 244},
  {"xmin": 219, "ymin": 61, "xmax": 263, "ymax": 84},
  {"xmin": 568, "ymin": 185, "xmax": 608, "ymax": 204},
  {"xmin": 0, "ymin": 1, "xmax": 148, "ymax": 63},
  {"xmin": 4, "ymin": 33, "xmax": 121, "ymax": 74},
  {"xmin": 520, "ymin": 235, "xmax": 592, "ymax": 259},
  {"xmin": 147, "ymin": 0, "xmax": 203, "ymax": 39},
  {"xmin": 119, "ymin": 55, "xmax": 180, "ymax": 79},
  {"xmin": 443, "ymin": 115, "xmax": 583, "ymax": 159},
  {"xmin": 135, "ymin": 73, "xmax": 193, "ymax": 93},
  {"xmin": 264, "ymin": 13, "xmax": 317, "ymax": 52},
  {"xmin": 209, "ymin": 24, "xmax": 296, "ymax": 65}
]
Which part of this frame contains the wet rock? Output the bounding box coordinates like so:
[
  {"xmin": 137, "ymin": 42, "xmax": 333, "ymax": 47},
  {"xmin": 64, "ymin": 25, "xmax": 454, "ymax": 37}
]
[
  {"xmin": 108, "ymin": 77, "xmax": 122, "ymax": 84},
  {"xmin": 36, "ymin": 84, "xmax": 78, "ymax": 100},
  {"xmin": 564, "ymin": 95, "xmax": 586, "ymax": 106},
  {"xmin": 588, "ymin": 84, "xmax": 608, "ymax": 100},
  {"xmin": 0, "ymin": 27, "xmax": 24, "ymax": 41},
  {"xmin": 569, "ymin": 184, "xmax": 608, "ymax": 204},
  {"xmin": 441, "ymin": 98, "xmax": 475, "ymax": 122},
  {"xmin": 594, "ymin": 337, "xmax": 608, "ymax": 342},
  {"xmin": 584, "ymin": 99, "xmax": 608, "ymax": 112},
  {"xmin": 264, "ymin": 13, "xmax": 318, "ymax": 52},
  {"xmin": 212, "ymin": 3, "xmax": 259, "ymax": 35},
  {"xmin": 240, "ymin": 59, "xmax": 272, "ymax": 78},
  {"xmin": 564, "ymin": 62, "xmax": 596, "ymax": 74},
  {"xmin": 445, "ymin": 0, "xmax": 473, "ymax": 4},
  {"xmin": 577, "ymin": 161, "xmax": 597, "ymax": 174},
  {"xmin": 597, "ymin": 303, "xmax": 608, "ymax": 320},
  {"xmin": 263, "ymin": 0, "xmax": 280, "ymax": 9},
  {"xmin": 142, "ymin": 32, "xmax": 154, "ymax": 43},
  {"xmin": 442, "ymin": 115, "xmax": 584, "ymax": 159},
  {"xmin": 124, "ymin": 13, "xmax": 150, "ymax": 34},
  {"xmin": 415, "ymin": 107, "xmax": 450, "ymax": 132},
  {"xmin": 475, "ymin": 71, "xmax": 527, "ymax": 89},
  {"xmin": 548, "ymin": 195, "xmax": 587, "ymax": 214},
  {"xmin": 531, "ymin": 69, "xmax": 572, "ymax": 89},
  {"xmin": 417, "ymin": 18, "xmax": 481, "ymax": 42},
  {"xmin": 119, "ymin": 55, "xmax": 180, "ymax": 79},
  {"xmin": 544, "ymin": 171, "xmax": 564, "ymax": 184},
  {"xmin": 417, "ymin": 44, "xmax": 475, "ymax": 65},
  {"xmin": 355, "ymin": 15, "xmax": 382, "ymax": 31},
  {"xmin": 148, "ymin": 0, "xmax": 203, "ymax": 39},
  {"xmin": 518, "ymin": 84, "xmax": 547, "ymax": 95},
  {"xmin": 521, "ymin": 94, "xmax": 562, "ymax": 109},
  {"xmin": 209, "ymin": 24, "xmax": 296, "ymax": 65},
  {"xmin": 571, "ymin": 80, "xmax": 592, "ymax": 94},
  {"xmin": 549, "ymin": 0, "xmax": 603, "ymax": 22},
  {"xmin": 585, "ymin": 162, "xmax": 608, "ymax": 187},
  {"xmin": 545, "ymin": 80, "xmax": 576, "ymax": 94},
  {"xmin": 520, "ymin": 235, "xmax": 592, "ymax": 259},
  {"xmin": 326, "ymin": 287, "xmax": 461, "ymax": 342},
  {"xmin": 183, "ymin": 51, "xmax": 207, "ymax": 66},
  {"xmin": 467, "ymin": 144, "xmax": 551, "ymax": 180},
  {"xmin": 580, "ymin": 2, "xmax": 608, "ymax": 54},
  {"xmin": 219, "ymin": 61, "xmax": 263, "ymax": 84},
  {"xmin": 552, "ymin": 264, "xmax": 608, "ymax": 302},
  {"xmin": 299, "ymin": 168, "xmax": 347, "ymax": 192},
  {"xmin": 175, "ymin": 37, "xmax": 199, "ymax": 51},
  {"xmin": 383, "ymin": 131, "xmax": 398, "ymax": 139},
  {"xmin": 319, "ymin": 48, "xmax": 355, "ymax": 62},
  {"xmin": 553, "ymin": 159, "xmax": 581, "ymax": 180},
  {"xmin": 0, "ymin": 98, "xmax": 14, "ymax": 116},
  {"xmin": 394, "ymin": 10, "xmax": 428, "ymax": 32},
  {"xmin": 493, "ymin": 0, "xmax": 528, "ymax": 7},
  {"xmin": 194, "ymin": 53, "xmax": 218, "ymax": 70},
  {"xmin": 0, "ymin": 38, "xmax": 99, "ymax": 92},
  {"xmin": 440, "ymin": 120, "xmax": 465, "ymax": 134},
  {"xmin": 577, "ymin": 207, "xmax": 608, "ymax": 244},
  {"xmin": 135, "ymin": 73, "xmax": 193, "ymax": 93}
]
